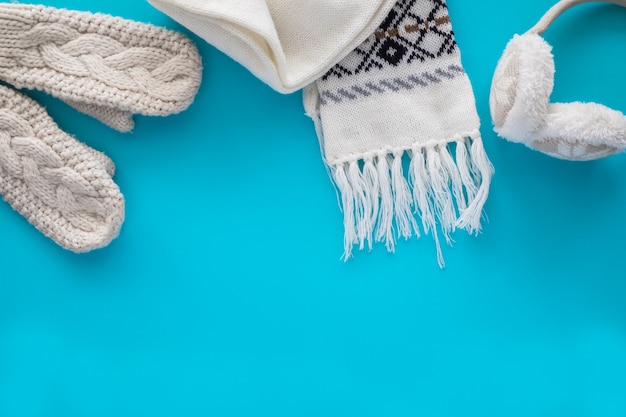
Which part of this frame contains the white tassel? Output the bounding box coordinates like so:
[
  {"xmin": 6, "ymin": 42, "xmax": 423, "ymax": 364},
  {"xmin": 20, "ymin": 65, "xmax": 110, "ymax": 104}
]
[
  {"xmin": 347, "ymin": 160, "xmax": 372, "ymax": 250},
  {"xmin": 328, "ymin": 133, "xmax": 493, "ymax": 266},
  {"xmin": 332, "ymin": 163, "xmax": 356, "ymax": 260},
  {"xmin": 362, "ymin": 158, "xmax": 380, "ymax": 250},
  {"xmin": 391, "ymin": 151, "xmax": 418, "ymax": 240},
  {"xmin": 455, "ymin": 137, "xmax": 478, "ymax": 204},
  {"xmin": 425, "ymin": 146, "xmax": 456, "ymax": 244},
  {"xmin": 375, "ymin": 154, "xmax": 395, "ymax": 252},
  {"xmin": 409, "ymin": 146, "xmax": 444, "ymax": 267},
  {"xmin": 439, "ymin": 143, "xmax": 467, "ymax": 212},
  {"xmin": 457, "ymin": 135, "xmax": 494, "ymax": 234},
  {"xmin": 408, "ymin": 147, "xmax": 433, "ymax": 233}
]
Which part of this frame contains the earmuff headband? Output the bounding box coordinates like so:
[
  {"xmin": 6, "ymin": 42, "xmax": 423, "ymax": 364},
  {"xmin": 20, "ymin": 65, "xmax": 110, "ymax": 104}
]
[
  {"xmin": 490, "ymin": 0, "xmax": 626, "ymax": 161},
  {"xmin": 529, "ymin": 0, "xmax": 626, "ymax": 34}
]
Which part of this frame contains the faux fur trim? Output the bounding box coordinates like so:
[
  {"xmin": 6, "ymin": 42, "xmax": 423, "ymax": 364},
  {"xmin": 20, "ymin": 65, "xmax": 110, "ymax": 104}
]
[{"xmin": 491, "ymin": 33, "xmax": 555, "ymax": 144}]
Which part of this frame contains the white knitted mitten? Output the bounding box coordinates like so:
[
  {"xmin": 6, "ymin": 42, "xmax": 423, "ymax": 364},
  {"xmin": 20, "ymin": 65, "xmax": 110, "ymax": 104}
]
[
  {"xmin": 0, "ymin": 4, "xmax": 204, "ymax": 252},
  {"xmin": 0, "ymin": 3, "xmax": 202, "ymax": 132},
  {"xmin": 0, "ymin": 84, "xmax": 124, "ymax": 252}
]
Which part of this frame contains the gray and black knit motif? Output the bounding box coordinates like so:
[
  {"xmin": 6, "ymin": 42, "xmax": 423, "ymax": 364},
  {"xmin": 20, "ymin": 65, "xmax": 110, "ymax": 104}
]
[
  {"xmin": 323, "ymin": 0, "xmax": 457, "ymax": 80},
  {"xmin": 317, "ymin": 0, "xmax": 466, "ymax": 106}
]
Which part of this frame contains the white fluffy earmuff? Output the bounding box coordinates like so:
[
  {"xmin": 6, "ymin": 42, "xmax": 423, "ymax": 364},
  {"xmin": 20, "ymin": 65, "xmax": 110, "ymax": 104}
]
[
  {"xmin": 490, "ymin": 33, "xmax": 555, "ymax": 143},
  {"xmin": 489, "ymin": 0, "xmax": 626, "ymax": 161}
]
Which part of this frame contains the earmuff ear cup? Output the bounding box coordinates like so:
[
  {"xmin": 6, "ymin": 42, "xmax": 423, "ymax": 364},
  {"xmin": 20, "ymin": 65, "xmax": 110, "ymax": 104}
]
[
  {"xmin": 490, "ymin": 33, "xmax": 555, "ymax": 144},
  {"xmin": 530, "ymin": 102, "xmax": 626, "ymax": 161}
]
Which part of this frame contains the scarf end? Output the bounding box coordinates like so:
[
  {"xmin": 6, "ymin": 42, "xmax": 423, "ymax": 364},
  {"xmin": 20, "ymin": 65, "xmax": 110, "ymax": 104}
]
[{"xmin": 329, "ymin": 131, "xmax": 493, "ymax": 268}]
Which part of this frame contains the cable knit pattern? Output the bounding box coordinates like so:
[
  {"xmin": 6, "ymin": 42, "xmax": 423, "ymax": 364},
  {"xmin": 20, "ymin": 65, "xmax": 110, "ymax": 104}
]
[
  {"xmin": 0, "ymin": 3, "xmax": 202, "ymax": 131},
  {"xmin": 0, "ymin": 84, "xmax": 124, "ymax": 252}
]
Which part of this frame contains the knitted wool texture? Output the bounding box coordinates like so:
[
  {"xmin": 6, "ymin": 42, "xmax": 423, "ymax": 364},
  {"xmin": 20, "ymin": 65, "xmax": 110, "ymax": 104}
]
[
  {"xmin": 148, "ymin": 0, "xmax": 396, "ymax": 93},
  {"xmin": 304, "ymin": 0, "xmax": 493, "ymax": 265},
  {"xmin": 0, "ymin": 84, "xmax": 124, "ymax": 252},
  {"xmin": 0, "ymin": 4, "xmax": 203, "ymax": 252},
  {"xmin": 0, "ymin": 3, "xmax": 202, "ymax": 132}
]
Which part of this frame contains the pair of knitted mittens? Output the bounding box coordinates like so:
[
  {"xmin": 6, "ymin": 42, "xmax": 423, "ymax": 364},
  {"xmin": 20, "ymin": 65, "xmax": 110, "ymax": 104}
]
[{"xmin": 0, "ymin": 3, "xmax": 202, "ymax": 252}]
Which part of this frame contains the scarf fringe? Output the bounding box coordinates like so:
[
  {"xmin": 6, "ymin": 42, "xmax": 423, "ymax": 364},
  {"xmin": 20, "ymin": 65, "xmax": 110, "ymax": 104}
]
[{"xmin": 330, "ymin": 131, "xmax": 493, "ymax": 267}]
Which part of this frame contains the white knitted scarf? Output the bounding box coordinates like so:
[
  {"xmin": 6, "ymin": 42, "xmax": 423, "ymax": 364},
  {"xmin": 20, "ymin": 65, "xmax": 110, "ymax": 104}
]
[
  {"xmin": 304, "ymin": 0, "xmax": 493, "ymax": 265},
  {"xmin": 0, "ymin": 4, "xmax": 202, "ymax": 252},
  {"xmin": 149, "ymin": 0, "xmax": 493, "ymax": 265}
]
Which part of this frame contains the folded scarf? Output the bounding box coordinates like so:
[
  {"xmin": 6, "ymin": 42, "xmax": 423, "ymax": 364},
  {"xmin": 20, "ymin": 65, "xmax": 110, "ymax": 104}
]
[
  {"xmin": 148, "ymin": 0, "xmax": 396, "ymax": 93},
  {"xmin": 0, "ymin": 3, "xmax": 202, "ymax": 251},
  {"xmin": 151, "ymin": 0, "xmax": 493, "ymax": 265}
]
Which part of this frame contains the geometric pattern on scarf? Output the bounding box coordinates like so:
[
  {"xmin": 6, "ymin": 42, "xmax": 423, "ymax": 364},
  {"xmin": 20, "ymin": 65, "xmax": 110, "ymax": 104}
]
[{"xmin": 324, "ymin": 0, "xmax": 456, "ymax": 79}]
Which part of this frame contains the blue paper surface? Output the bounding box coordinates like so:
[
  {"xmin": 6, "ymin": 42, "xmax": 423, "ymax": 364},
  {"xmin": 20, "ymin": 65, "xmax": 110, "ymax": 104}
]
[{"xmin": 1, "ymin": 0, "xmax": 626, "ymax": 416}]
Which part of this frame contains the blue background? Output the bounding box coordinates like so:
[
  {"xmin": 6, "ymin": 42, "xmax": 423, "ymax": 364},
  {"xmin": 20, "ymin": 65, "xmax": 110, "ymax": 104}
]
[{"xmin": 1, "ymin": 0, "xmax": 626, "ymax": 416}]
